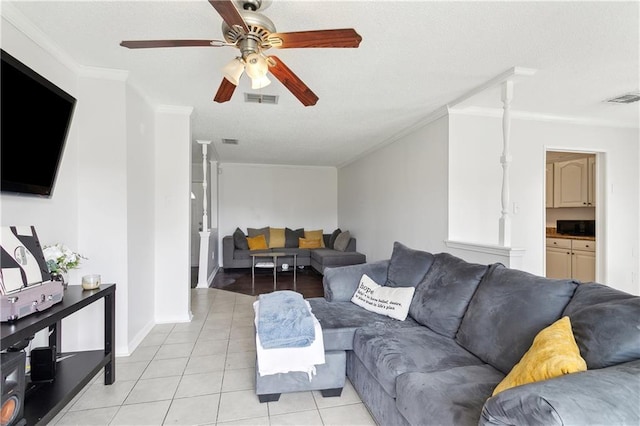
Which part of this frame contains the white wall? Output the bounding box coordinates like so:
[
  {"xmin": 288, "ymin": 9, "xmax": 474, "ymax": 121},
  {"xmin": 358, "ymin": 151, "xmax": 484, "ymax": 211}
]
[
  {"xmin": 338, "ymin": 116, "xmax": 450, "ymax": 262},
  {"xmin": 125, "ymin": 86, "xmax": 157, "ymax": 349},
  {"xmin": 154, "ymin": 106, "xmax": 192, "ymax": 323},
  {"xmin": 218, "ymin": 163, "xmax": 338, "ymax": 258},
  {"xmin": 449, "ymin": 112, "xmax": 639, "ymax": 294},
  {"xmin": 1, "ymin": 8, "xmax": 189, "ymax": 354}
]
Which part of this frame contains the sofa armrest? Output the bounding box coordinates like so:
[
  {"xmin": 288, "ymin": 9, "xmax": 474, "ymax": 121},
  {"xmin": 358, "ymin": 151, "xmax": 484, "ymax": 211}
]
[
  {"xmin": 222, "ymin": 236, "xmax": 235, "ymax": 268},
  {"xmin": 480, "ymin": 359, "xmax": 640, "ymax": 426},
  {"xmin": 322, "ymin": 260, "xmax": 390, "ymax": 302}
]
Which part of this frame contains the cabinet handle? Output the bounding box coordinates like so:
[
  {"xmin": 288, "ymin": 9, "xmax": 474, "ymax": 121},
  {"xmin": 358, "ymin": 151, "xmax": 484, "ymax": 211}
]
[
  {"xmin": 567, "ymin": 252, "xmax": 570, "ymax": 254},
  {"xmin": 583, "ymin": 202, "xmax": 587, "ymax": 205}
]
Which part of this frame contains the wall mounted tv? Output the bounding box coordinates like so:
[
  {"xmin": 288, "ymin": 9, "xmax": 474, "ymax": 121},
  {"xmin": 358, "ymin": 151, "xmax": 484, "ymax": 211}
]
[{"xmin": 1, "ymin": 49, "xmax": 77, "ymax": 197}]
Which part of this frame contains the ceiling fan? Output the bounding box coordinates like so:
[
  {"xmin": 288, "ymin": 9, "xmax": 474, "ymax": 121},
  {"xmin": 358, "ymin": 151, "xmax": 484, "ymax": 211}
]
[{"xmin": 120, "ymin": 0, "xmax": 362, "ymax": 106}]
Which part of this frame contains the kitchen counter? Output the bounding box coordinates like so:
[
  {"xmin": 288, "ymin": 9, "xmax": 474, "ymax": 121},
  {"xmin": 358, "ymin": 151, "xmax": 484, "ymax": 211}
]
[{"xmin": 546, "ymin": 228, "xmax": 595, "ymax": 241}]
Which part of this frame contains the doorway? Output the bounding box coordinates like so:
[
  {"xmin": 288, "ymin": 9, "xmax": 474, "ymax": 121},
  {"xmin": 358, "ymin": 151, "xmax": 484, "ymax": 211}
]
[{"xmin": 545, "ymin": 150, "xmax": 603, "ymax": 282}]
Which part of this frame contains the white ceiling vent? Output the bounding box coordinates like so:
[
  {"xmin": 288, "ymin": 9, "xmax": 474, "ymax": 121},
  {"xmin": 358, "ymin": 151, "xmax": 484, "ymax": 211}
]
[
  {"xmin": 221, "ymin": 138, "xmax": 239, "ymax": 145},
  {"xmin": 606, "ymin": 92, "xmax": 640, "ymax": 104},
  {"xmin": 244, "ymin": 93, "xmax": 279, "ymax": 104}
]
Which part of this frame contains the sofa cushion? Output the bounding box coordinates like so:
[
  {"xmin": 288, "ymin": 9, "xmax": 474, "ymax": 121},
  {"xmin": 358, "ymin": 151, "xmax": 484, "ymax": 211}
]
[
  {"xmin": 308, "ymin": 298, "xmax": 420, "ymax": 351},
  {"xmin": 304, "ymin": 229, "xmax": 325, "ymax": 247},
  {"xmin": 333, "ymin": 231, "xmax": 351, "ymax": 252},
  {"xmin": 299, "ymin": 237, "xmax": 322, "ymax": 248},
  {"xmin": 233, "ymin": 227, "xmax": 249, "ymax": 250},
  {"xmin": 492, "ymin": 316, "xmax": 586, "ymax": 396},
  {"xmin": 396, "ymin": 365, "xmax": 504, "ymax": 426},
  {"xmin": 481, "ymin": 359, "xmax": 640, "ymax": 426},
  {"xmin": 329, "ymin": 228, "xmax": 342, "ymax": 249},
  {"xmin": 351, "ymin": 274, "xmax": 415, "ymax": 321},
  {"xmin": 353, "ymin": 326, "xmax": 484, "ymax": 397},
  {"xmin": 248, "ymin": 227, "xmax": 270, "ymax": 245},
  {"xmin": 268, "ymin": 227, "xmax": 285, "ymax": 248},
  {"xmin": 562, "ymin": 282, "xmax": 640, "ymax": 369},
  {"xmin": 409, "ymin": 253, "xmax": 488, "ymax": 338},
  {"xmin": 247, "ymin": 234, "xmax": 268, "ymax": 250},
  {"xmin": 385, "ymin": 242, "xmax": 435, "ymax": 288},
  {"xmin": 284, "ymin": 227, "xmax": 304, "ymax": 248},
  {"xmin": 456, "ymin": 263, "xmax": 578, "ymax": 374}
]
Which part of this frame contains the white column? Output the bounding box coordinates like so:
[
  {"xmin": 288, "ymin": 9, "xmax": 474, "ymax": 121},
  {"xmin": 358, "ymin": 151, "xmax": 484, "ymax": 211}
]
[
  {"xmin": 196, "ymin": 140, "xmax": 212, "ymax": 288},
  {"xmin": 197, "ymin": 140, "xmax": 211, "ymax": 231},
  {"xmin": 499, "ymin": 80, "xmax": 513, "ymax": 246}
]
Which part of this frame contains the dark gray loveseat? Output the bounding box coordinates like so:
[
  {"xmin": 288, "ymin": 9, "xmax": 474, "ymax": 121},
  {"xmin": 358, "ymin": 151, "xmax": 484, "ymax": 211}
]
[
  {"xmin": 307, "ymin": 242, "xmax": 640, "ymax": 426},
  {"xmin": 222, "ymin": 233, "xmax": 366, "ymax": 274}
]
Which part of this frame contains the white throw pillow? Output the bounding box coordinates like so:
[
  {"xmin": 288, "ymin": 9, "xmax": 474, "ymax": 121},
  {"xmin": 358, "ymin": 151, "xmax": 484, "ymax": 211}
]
[{"xmin": 351, "ymin": 274, "xmax": 415, "ymax": 321}]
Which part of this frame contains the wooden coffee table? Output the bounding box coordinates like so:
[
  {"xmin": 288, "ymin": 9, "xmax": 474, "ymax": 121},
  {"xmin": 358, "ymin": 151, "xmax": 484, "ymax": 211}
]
[{"xmin": 250, "ymin": 252, "xmax": 297, "ymax": 294}]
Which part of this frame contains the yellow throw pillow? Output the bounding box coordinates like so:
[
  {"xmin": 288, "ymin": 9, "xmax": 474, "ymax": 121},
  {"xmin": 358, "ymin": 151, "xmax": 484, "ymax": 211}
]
[
  {"xmin": 492, "ymin": 316, "xmax": 586, "ymax": 396},
  {"xmin": 247, "ymin": 234, "xmax": 268, "ymax": 250},
  {"xmin": 269, "ymin": 227, "xmax": 285, "ymax": 248},
  {"xmin": 304, "ymin": 229, "xmax": 325, "ymax": 247},
  {"xmin": 298, "ymin": 237, "xmax": 322, "ymax": 249}
]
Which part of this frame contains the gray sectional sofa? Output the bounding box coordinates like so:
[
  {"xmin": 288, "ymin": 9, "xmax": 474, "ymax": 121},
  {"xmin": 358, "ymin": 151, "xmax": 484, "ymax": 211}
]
[
  {"xmin": 306, "ymin": 242, "xmax": 640, "ymax": 426},
  {"xmin": 222, "ymin": 232, "xmax": 366, "ymax": 274}
]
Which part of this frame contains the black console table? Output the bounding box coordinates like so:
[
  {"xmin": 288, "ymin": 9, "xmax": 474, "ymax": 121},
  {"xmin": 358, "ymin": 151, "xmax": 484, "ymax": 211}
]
[{"xmin": 1, "ymin": 284, "xmax": 115, "ymax": 425}]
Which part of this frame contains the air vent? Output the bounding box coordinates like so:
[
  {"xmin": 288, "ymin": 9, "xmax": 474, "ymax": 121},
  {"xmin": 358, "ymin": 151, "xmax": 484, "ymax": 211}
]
[
  {"xmin": 221, "ymin": 138, "xmax": 239, "ymax": 145},
  {"xmin": 244, "ymin": 93, "xmax": 279, "ymax": 104},
  {"xmin": 606, "ymin": 92, "xmax": 640, "ymax": 104}
]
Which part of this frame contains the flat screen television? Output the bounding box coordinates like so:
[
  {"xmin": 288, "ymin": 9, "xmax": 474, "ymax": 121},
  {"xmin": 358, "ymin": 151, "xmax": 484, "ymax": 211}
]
[{"xmin": 1, "ymin": 49, "xmax": 77, "ymax": 197}]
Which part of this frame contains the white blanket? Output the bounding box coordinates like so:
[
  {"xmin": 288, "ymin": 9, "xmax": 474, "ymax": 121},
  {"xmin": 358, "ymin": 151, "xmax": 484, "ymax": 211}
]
[{"xmin": 253, "ymin": 300, "xmax": 325, "ymax": 379}]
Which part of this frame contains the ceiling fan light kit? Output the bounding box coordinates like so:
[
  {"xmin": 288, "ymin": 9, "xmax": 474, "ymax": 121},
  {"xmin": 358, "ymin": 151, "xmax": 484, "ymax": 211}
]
[{"xmin": 120, "ymin": 0, "xmax": 362, "ymax": 106}]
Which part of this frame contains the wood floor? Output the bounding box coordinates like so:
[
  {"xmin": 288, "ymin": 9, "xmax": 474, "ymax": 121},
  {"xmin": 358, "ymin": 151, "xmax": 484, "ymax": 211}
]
[{"xmin": 210, "ymin": 267, "xmax": 325, "ymax": 298}]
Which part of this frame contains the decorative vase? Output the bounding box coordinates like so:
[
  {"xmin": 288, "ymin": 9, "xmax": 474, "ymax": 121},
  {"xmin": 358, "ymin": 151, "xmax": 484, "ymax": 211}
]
[{"xmin": 51, "ymin": 272, "xmax": 68, "ymax": 289}]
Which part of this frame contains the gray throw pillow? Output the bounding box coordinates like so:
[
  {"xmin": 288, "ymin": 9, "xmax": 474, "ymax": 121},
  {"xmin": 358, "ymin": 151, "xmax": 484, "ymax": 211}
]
[
  {"xmin": 385, "ymin": 242, "xmax": 435, "ymax": 288},
  {"xmin": 562, "ymin": 283, "xmax": 640, "ymax": 369},
  {"xmin": 455, "ymin": 264, "xmax": 578, "ymax": 374},
  {"xmin": 247, "ymin": 227, "xmax": 269, "ymax": 246},
  {"xmin": 233, "ymin": 227, "xmax": 248, "ymax": 250},
  {"xmin": 333, "ymin": 231, "xmax": 351, "ymax": 252},
  {"xmin": 409, "ymin": 253, "xmax": 488, "ymax": 338},
  {"xmin": 329, "ymin": 228, "xmax": 342, "ymax": 249},
  {"xmin": 285, "ymin": 228, "xmax": 304, "ymax": 248}
]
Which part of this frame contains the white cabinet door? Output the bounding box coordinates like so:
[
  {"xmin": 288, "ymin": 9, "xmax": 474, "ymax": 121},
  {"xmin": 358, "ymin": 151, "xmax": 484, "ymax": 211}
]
[
  {"xmin": 546, "ymin": 163, "xmax": 554, "ymax": 208},
  {"xmin": 546, "ymin": 247, "xmax": 572, "ymax": 279},
  {"xmin": 553, "ymin": 158, "xmax": 588, "ymax": 207},
  {"xmin": 572, "ymin": 249, "xmax": 596, "ymax": 282},
  {"xmin": 588, "ymin": 156, "xmax": 596, "ymax": 207}
]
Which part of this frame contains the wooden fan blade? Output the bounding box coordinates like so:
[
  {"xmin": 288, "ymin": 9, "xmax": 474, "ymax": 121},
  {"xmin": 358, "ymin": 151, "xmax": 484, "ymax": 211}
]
[
  {"xmin": 120, "ymin": 40, "xmax": 220, "ymax": 49},
  {"xmin": 268, "ymin": 56, "xmax": 318, "ymax": 106},
  {"xmin": 213, "ymin": 78, "xmax": 237, "ymax": 103},
  {"xmin": 208, "ymin": 0, "xmax": 248, "ymax": 32},
  {"xmin": 268, "ymin": 29, "xmax": 362, "ymax": 49}
]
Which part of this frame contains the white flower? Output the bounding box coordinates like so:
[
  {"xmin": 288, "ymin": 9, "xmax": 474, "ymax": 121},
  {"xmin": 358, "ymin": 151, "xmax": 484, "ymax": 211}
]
[{"xmin": 43, "ymin": 243, "xmax": 86, "ymax": 274}]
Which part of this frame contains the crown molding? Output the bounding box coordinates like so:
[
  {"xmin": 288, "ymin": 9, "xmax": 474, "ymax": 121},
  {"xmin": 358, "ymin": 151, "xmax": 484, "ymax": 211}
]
[
  {"xmin": 78, "ymin": 65, "xmax": 129, "ymax": 81},
  {"xmin": 1, "ymin": 2, "xmax": 80, "ymax": 74},
  {"xmin": 338, "ymin": 105, "xmax": 449, "ymax": 169},
  {"xmin": 450, "ymin": 106, "xmax": 639, "ymax": 129}
]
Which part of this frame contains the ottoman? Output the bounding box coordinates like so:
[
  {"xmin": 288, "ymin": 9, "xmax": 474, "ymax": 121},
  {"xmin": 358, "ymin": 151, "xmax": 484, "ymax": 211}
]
[{"xmin": 255, "ymin": 350, "xmax": 346, "ymax": 402}]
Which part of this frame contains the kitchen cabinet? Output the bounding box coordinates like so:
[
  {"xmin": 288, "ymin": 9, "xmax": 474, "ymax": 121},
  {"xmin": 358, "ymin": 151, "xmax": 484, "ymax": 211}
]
[
  {"xmin": 546, "ymin": 237, "xmax": 595, "ymax": 282},
  {"xmin": 553, "ymin": 158, "xmax": 589, "ymax": 207},
  {"xmin": 588, "ymin": 156, "xmax": 596, "ymax": 207},
  {"xmin": 545, "ymin": 162, "xmax": 554, "ymax": 208}
]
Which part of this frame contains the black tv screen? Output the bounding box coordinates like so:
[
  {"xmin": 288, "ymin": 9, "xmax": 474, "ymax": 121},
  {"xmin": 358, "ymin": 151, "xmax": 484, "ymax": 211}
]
[{"xmin": 1, "ymin": 49, "xmax": 76, "ymax": 197}]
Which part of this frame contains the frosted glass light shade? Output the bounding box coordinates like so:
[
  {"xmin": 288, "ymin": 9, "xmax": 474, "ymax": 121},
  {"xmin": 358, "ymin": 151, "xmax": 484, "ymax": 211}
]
[
  {"xmin": 251, "ymin": 75, "xmax": 271, "ymax": 89},
  {"xmin": 222, "ymin": 58, "xmax": 244, "ymax": 85},
  {"xmin": 244, "ymin": 53, "xmax": 268, "ymax": 80}
]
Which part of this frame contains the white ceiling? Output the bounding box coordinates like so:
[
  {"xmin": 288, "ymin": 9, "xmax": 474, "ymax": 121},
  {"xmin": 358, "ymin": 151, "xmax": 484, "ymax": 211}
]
[{"xmin": 5, "ymin": 0, "xmax": 639, "ymax": 167}]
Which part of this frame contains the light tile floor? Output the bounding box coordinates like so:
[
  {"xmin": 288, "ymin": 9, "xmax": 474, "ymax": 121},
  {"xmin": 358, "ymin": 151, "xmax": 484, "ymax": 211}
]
[{"xmin": 51, "ymin": 288, "xmax": 376, "ymax": 425}]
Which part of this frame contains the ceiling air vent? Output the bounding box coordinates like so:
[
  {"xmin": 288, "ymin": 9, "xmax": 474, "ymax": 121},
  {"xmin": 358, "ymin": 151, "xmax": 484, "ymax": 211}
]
[
  {"xmin": 606, "ymin": 92, "xmax": 640, "ymax": 104},
  {"xmin": 221, "ymin": 138, "xmax": 239, "ymax": 145},
  {"xmin": 244, "ymin": 93, "xmax": 278, "ymax": 104}
]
